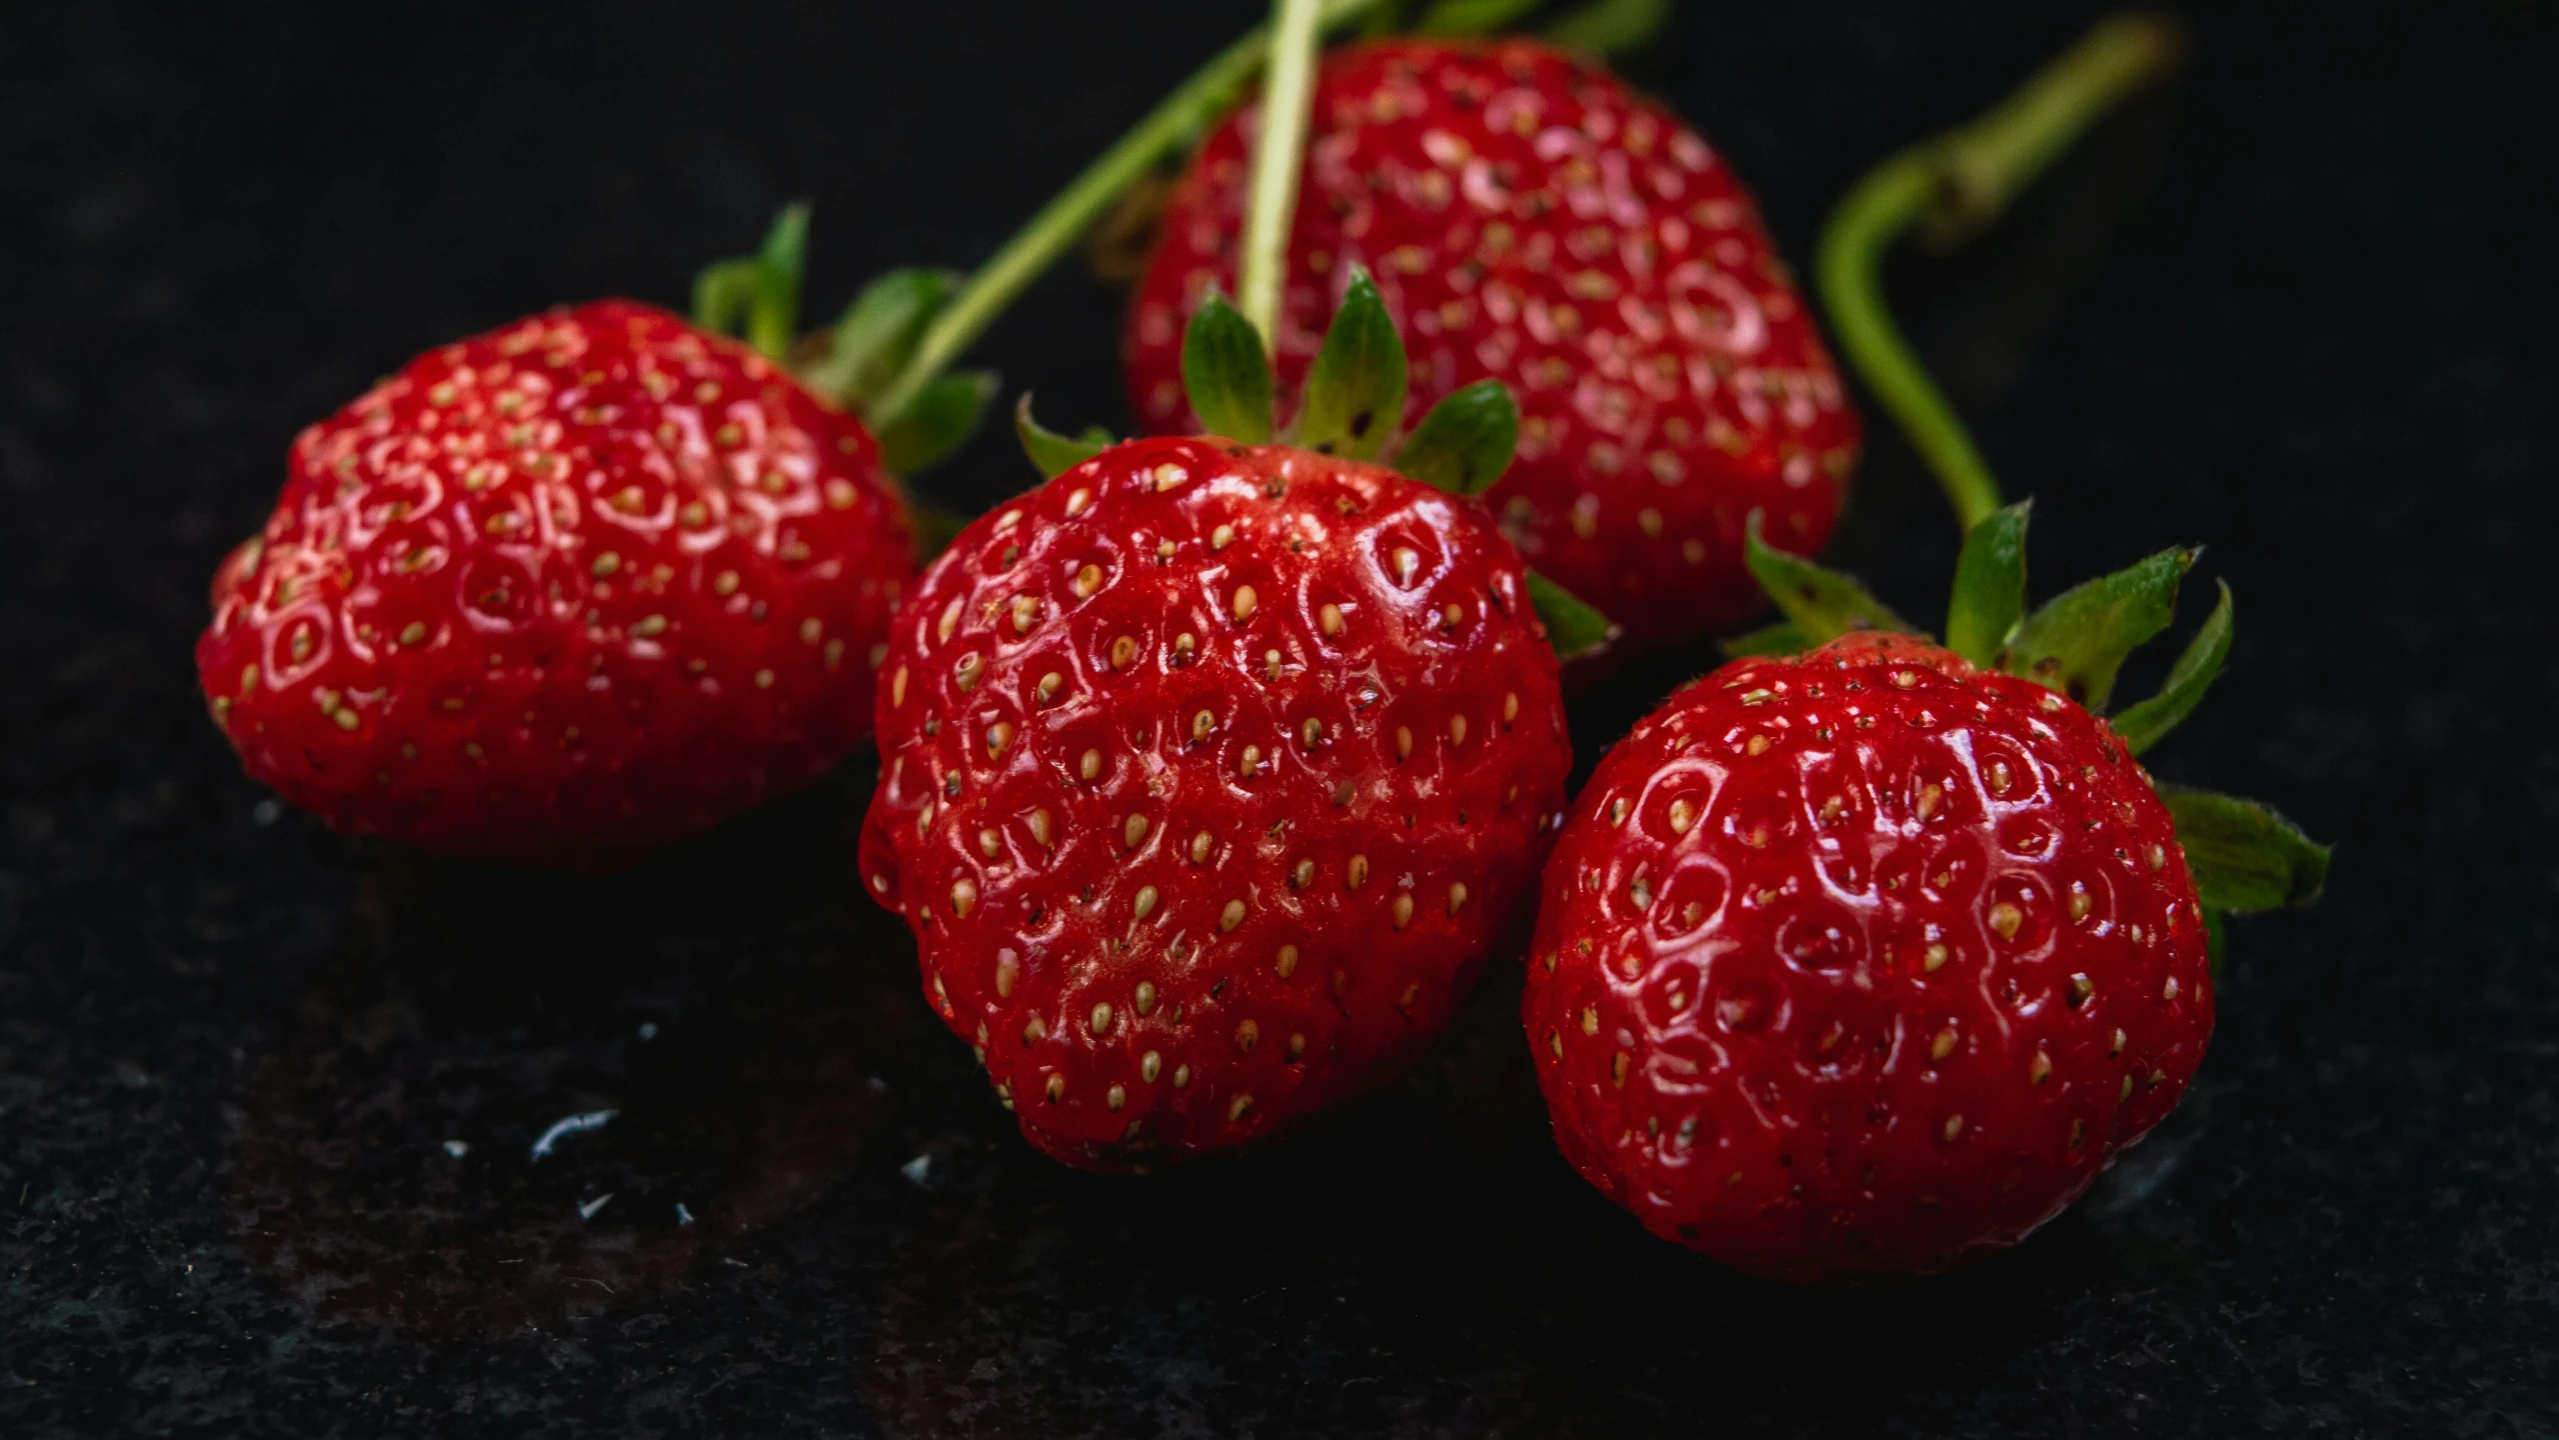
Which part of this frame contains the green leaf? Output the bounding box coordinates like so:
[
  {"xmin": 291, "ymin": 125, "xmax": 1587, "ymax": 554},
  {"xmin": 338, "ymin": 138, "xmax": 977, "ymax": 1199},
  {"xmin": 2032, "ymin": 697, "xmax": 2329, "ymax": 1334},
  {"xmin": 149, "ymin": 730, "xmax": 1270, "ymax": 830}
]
[
  {"xmin": 1294, "ymin": 266, "xmax": 1408, "ymax": 461},
  {"xmin": 1525, "ymin": 569, "xmax": 1618, "ymax": 662},
  {"xmin": 1181, "ymin": 291, "xmax": 1275, "ymax": 444},
  {"xmin": 691, "ymin": 258, "xmax": 759, "ymax": 341},
  {"xmin": 2000, "ymin": 547, "xmax": 2195, "ymax": 712},
  {"xmin": 1743, "ymin": 512, "xmax": 1919, "ymax": 645},
  {"xmin": 1415, "ymin": 0, "xmax": 1542, "ymax": 36},
  {"xmin": 2158, "ymin": 784, "xmax": 2331, "ymax": 913},
  {"xmin": 747, "ymin": 202, "xmax": 811, "ymax": 361},
  {"xmin": 1944, "ymin": 499, "xmax": 2032, "ymax": 667},
  {"xmin": 874, "ymin": 369, "xmax": 997, "ymax": 477},
  {"xmin": 1015, "ymin": 393, "xmax": 1113, "ymax": 480},
  {"xmin": 1391, "ymin": 381, "xmax": 1518, "ymax": 496},
  {"xmin": 2111, "ymin": 580, "xmax": 2234, "ymax": 755},
  {"xmin": 1545, "ymin": 0, "xmax": 1673, "ymax": 55},
  {"xmin": 691, "ymin": 203, "xmax": 812, "ymax": 362},
  {"xmin": 803, "ymin": 268, "xmax": 962, "ymax": 411},
  {"xmin": 1719, "ymin": 620, "xmax": 1808, "ymax": 659}
]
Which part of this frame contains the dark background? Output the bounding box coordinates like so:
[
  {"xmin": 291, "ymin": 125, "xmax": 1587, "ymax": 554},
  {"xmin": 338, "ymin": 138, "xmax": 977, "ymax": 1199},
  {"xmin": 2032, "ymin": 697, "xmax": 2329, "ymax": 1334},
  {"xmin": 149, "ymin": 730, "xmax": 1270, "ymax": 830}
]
[{"xmin": 4, "ymin": 0, "xmax": 2553, "ymax": 1434}]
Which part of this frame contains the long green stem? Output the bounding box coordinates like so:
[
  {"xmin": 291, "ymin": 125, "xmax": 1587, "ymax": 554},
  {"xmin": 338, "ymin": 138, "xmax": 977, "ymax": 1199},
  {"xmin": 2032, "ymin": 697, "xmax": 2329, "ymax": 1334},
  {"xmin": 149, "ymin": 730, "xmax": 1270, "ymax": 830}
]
[
  {"xmin": 1240, "ymin": 0, "xmax": 1327, "ymax": 345},
  {"xmin": 1815, "ymin": 11, "xmax": 2183, "ymax": 533},
  {"xmin": 871, "ymin": 0, "xmax": 1386, "ymax": 421}
]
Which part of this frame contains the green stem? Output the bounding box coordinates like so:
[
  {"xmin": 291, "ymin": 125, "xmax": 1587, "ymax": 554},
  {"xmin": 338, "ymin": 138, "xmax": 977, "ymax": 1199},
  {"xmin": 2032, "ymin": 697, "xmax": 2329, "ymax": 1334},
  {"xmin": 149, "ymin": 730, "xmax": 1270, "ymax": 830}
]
[
  {"xmin": 1240, "ymin": 0, "xmax": 1328, "ymax": 346},
  {"xmin": 871, "ymin": 0, "xmax": 1386, "ymax": 421},
  {"xmin": 1815, "ymin": 11, "xmax": 2183, "ymax": 533}
]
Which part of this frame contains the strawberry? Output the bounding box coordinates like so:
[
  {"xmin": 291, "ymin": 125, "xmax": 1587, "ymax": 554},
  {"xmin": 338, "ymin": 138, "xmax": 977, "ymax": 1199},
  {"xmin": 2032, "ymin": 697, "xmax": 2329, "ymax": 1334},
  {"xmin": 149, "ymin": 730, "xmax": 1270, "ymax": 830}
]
[
  {"xmin": 1126, "ymin": 36, "xmax": 1861, "ymax": 653},
  {"xmin": 196, "ymin": 298, "xmax": 916, "ymax": 866},
  {"xmin": 861, "ymin": 273, "xmax": 1585, "ymax": 1168},
  {"xmin": 1523, "ymin": 504, "xmax": 2327, "ymax": 1280}
]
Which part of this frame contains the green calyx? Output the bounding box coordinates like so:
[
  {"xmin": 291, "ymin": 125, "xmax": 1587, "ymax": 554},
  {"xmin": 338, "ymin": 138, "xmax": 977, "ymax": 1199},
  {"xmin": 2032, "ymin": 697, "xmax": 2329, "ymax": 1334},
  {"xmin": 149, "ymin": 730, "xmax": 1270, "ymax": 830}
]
[
  {"xmin": 693, "ymin": 206, "xmax": 995, "ymax": 481},
  {"xmin": 1737, "ymin": 503, "xmax": 2327, "ymax": 927},
  {"xmin": 1411, "ymin": 0, "xmax": 1672, "ymax": 54}
]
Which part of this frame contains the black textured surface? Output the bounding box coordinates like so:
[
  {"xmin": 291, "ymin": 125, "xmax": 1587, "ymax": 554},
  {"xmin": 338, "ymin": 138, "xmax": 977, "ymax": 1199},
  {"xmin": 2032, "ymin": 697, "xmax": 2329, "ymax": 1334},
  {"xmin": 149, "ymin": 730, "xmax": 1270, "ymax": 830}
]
[{"xmin": 4, "ymin": 0, "xmax": 2554, "ymax": 1434}]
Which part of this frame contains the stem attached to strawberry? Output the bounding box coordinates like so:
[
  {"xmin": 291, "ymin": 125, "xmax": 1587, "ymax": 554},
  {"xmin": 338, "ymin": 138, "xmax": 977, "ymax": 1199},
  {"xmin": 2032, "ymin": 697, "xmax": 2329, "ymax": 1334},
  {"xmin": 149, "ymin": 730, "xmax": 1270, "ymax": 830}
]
[
  {"xmin": 1815, "ymin": 12, "xmax": 2184, "ymax": 533},
  {"xmin": 1240, "ymin": 0, "xmax": 1329, "ymax": 346},
  {"xmin": 867, "ymin": 0, "xmax": 1392, "ymax": 424}
]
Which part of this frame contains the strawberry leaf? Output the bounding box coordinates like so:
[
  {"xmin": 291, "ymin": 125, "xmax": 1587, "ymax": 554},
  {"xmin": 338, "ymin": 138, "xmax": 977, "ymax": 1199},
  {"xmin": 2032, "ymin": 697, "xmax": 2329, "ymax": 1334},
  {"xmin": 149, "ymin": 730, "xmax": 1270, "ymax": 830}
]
[
  {"xmin": 1181, "ymin": 290, "xmax": 1275, "ymax": 444},
  {"xmin": 2000, "ymin": 547, "xmax": 2195, "ymax": 712},
  {"xmin": 1526, "ymin": 569, "xmax": 1618, "ymax": 662},
  {"xmin": 1944, "ymin": 499, "xmax": 2032, "ymax": 667},
  {"xmin": 1392, "ymin": 380, "xmax": 1518, "ymax": 496},
  {"xmin": 2111, "ymin": 580, "xmax": 2234, "ymax": 755},
  {"xmin": 2158, "ymin": 784, "xmax": 2330, "ymax": 913},
  {"xmin": 1545, "ymin": 0, "xmax": 1673, "ymax": 56},
  {"xmin": 1294, "ymin": 266, "xmax": 1408, "ymax": 461},
  {"xmin": 1744, "ymin": 513, "xmax": 1919, "ymax": 644},
  {"xmin": 1015, "ymin": 394, "xmax": 1114, "ymax": 480},
  {"xmin": 805, "ymin": 267, "xmax": 962, "ymax": 411},
  {"xmin": 874, "ymin": 369, "xmax": 997, "ymax": 477},
  {"xmin": 692, "ymin": 203, "xmax": 811, "ymax": 363},
  {"xmin": 1414, "ymin": 0, "xmax": 1542, "ymax": 36},
  {"xmin": 1719, "ymin": 620, "xmax": 1808, "ymax": 659}
]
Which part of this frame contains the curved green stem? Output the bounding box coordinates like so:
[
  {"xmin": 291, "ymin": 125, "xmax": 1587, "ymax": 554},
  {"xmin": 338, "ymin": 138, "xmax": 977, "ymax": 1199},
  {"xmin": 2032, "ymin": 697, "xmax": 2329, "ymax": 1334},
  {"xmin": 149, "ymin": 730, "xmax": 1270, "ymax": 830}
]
[
  {"xmin": 871, "ymin": 0, "xmax": 1388, "ymax": 422},
  {"xmin": 1240, "ymin": 0, "xmax": 1328, "ymax": 346},
  {"xmin": 1815, "ymin": 11, "xmax": 2183, "ymax": 533}
]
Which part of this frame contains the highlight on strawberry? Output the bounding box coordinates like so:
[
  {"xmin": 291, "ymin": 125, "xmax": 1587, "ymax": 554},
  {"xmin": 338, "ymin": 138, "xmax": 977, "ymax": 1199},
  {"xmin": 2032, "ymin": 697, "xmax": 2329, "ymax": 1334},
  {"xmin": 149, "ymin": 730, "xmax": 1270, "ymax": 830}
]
[
  {"xmin": 1522, "ymin": 502, "xmax": 2328, "ymax": 1280},
  {"xmin": 859, "ymin": 266, "xmax": 1607, "ymax": 1168}
]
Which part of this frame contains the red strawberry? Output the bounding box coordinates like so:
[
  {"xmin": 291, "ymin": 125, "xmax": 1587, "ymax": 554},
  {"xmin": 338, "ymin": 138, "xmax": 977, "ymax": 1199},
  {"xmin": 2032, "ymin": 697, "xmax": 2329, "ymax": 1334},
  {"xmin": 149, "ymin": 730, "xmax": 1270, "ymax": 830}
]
[
  {"xmin": 197, "ymin": 299, "xmax": 916, "ymax": 865},
  {"xmin": 1127, "ymin": 37, "xmax": 1861, "ymax": 653},
  {"xmin": 1523, "ymin": 508, "xmax": 2326, "ymax": 1279},
  {"xmin": 861, "ymin": 279, "xmax": 1578, "ymax": 1169}
]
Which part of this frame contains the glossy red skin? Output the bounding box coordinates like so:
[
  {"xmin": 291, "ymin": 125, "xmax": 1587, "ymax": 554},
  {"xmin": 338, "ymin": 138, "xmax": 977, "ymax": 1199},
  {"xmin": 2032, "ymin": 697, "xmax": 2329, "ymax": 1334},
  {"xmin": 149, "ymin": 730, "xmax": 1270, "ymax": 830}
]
[
  {"xmin": 1127, "ymin": 38, "xmax": 1861, "ymax": 650},
  {"xmin": 1524, "ymin": 632, "xmax": 2213, "ymax": 1281},
  {"xmin": 861, "ymin": 436, "xmax": 1572, "ymax": 1169},
  {"xmin": 197, "ymin": 300, "xmax": 915, "ymax": 866}
]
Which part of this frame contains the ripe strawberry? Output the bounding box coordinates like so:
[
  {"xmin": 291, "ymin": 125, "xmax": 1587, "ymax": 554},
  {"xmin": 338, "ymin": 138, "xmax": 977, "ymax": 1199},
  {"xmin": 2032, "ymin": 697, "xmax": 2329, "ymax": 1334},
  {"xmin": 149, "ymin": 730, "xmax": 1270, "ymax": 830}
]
[
  {"xmin": 1523, "ymin": 506, "xmax": 2326, "ymax": 1280},
  {"xmin": 861, "ymin": 276, "xmax": 1580, "ymax": 1169},
  {"xmin": 1127, "ymin": 37, "xmax": 1861, "ymax": 652},
  {"xmin": 197, "ymin": 299, "xmax": 916, "ymax": 865}
]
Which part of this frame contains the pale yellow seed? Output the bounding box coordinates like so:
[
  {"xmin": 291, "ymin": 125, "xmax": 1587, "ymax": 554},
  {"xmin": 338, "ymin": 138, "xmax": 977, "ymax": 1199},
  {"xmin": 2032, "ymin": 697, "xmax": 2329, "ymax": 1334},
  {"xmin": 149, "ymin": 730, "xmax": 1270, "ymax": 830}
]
[
  {"xmin": 1347, "ymin": 855, "xmax": 1369, "ymax": 888},
  {"xmin": 1503, "ymin": 692, "xmax": 1519, "ymax": 723},
  {"xmin": 1107, "ymin": 1084, "xmax": 1126, "ymax": 1112},
  {"xmin": 994, "ymin": 952, "xmax": 1018, "ymax": 997},
  {"xmin": 1235, "ymin": 1018, "xmax": 1259, "ymax": 1052},
  {"xmin": 1395, "ymin": 726, "xmax": 1413, "ymax": 760},
  {"xmin": 1211, "ymin": 523, "xmax": 1235, "ymax": 550},
  {"xmin": 1448, "ymin": 883, "xmax": 1468, "ymax": 915},
  {"xmin": 1581, "ymin": 1006, "xmax": 1599, "ymax": 1036},
  {"xmin": 1037, "ymin": 671, "xmax": 1063, "ymax": 703},
  {"xmin": 2164, "ymin": 976, "xmax": 2182, "ymax": 1001},
  {"xmin": 2068, "ymin": 887, "xmax": 2093, "ymax": 922},
  {"xmin": 1190, "ymin": 830, "xmax": 1212, "ymax": 863},
  {"xmin": 986, "ymin": 721, "xmax": 1013, "ymax": 759},
  {"xmin": 1393, "ymin": 546, "xmax": 1420, "ymax": 583},
  {"xmin": 1073, "ymin": 563, "xmax": 1103, "ymax": 598},
  {"xmin": 1220, "ymin": 899, "xmax": 1246, "ymax": 931},
  {"xmin": 1302, "ymin": 717, "xmax": 1322, "ymax": 746},
  {"xmin": 1227, "ymin": 1093, "xmax": 1253, "ymax": 1122},
  {"xmin": 1080, "ymin": 749, "xmax": 1102, "ymax": 780},
  {"xmin": 1153, "ymin": 463, "xmax": 1185, "ymax": 491},
  {"xmin": 1449, "ymin": 715, "xmax": 1467, "ymax": 746},
  {"xmin": 1173, "ymin": 1064, "xmax": 1191, "ymax": 1088},
  {"xmin": 1239, "ymin": 744, "xmax": 1261, "ymax": 778},
  {"xmin": 1292, "ymin": 858, "xmax": 1314, "ymax": 888},
  {"xmin": 1667, "ymin": 799, "xmax": 1696, "ymax": 835},
  {"xmin": 1391, "ymin": 893, "xmax": 1415, "ymax": 928},
  {"xmin": 891, "ymin": 666, "xmax": 909, "ymax": 706},
  {"xmin": 2029, "ymin": 1052, "xmax": 2052, "ymax": 1084},
  {"xmin": 1134, "ymin": 980, "xmax": 1157, "ymax": 1015},
  {"xmin": 1988, "ymin": 902, "xmax": 2023, "ymax": 940},
  {"xmin": 2146, "ymin": 843, "xmax": 2168, "ymax": 871},
  {"xmin": 1924, "ymin": 943, "xmax": 1950, "ymax": 972},
  {"xmin": 1046, "ymin": 1074, "xmax": 1065, "ymax": 1103},
  {"xmin": 1288, "ymin": 1033, "xmax": 1306, "ymax": 1060},
  {"xmin": 1943, "ymin": 1114, "xmax": 1965, "ymax": 1142},
  {"xmin": 1319, "ymin": 603, "xmax": 1344, "ymax": 636},
  {"xmin": 1931, "ymin": 1027, "xmax": 1958, "ymax": 1061},
  {"xmin": 937, "ymin": 597, "xmax": 962, "ymax": 642},
  {"xmin": 950, "ymin": 879, "xmax": 977, "ymax": 918},
  {"xmin": 1141, "ymin": 1051, "xmax": 1162, "ymax": 1083},
  {"xmin": 1110, "ymin": 635, "xmax": 1138, "ymax": 669},
  {"xmin": 1065, "ymin": 487, "xmax": 1092, "ymax": 516},
  {"xmin": 1124, "ymin": 814, "xmax": 1149, "ymax": 847},
  {"xmin": 1090, "ymin": 1002, "xmax": 1113, "ymax": 1035},
  {"xmin": 1133, "ymin": 885, "xmax": 1159, "ymax": 922},
  {"xmin": 1026, "ymin": 810, "xmax": 1052, "ymax": 846},
  {"xmin": 1265, "ymin": 649, "xmax": 1283, "ymax": 682},
  {"xmin": 1276, "ymin": 944, "xmax": 1299, "ymax": 979},
  {"xmin": 1232, "ymin": 585, "xmax": 1257, "ymax": 622},
  {"xmin": 799, "ymin": 617, "xmax": 822, "ymax": 644},
  {"xmin": 977, "ymin": 828, "xmax": 1000, "ymax": 859}
]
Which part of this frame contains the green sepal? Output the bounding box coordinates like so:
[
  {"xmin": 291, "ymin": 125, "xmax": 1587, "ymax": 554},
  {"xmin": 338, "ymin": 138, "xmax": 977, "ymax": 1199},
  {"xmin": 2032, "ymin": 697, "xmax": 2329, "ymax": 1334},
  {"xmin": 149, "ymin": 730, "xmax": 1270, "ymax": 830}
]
[
  {"xmin": 2000, "ymin": 547, "xmax": 2195, "ymax": 711},
  {"xmin": 1944, "ymin": 499, "xmax": 2032, "ymax": 667},
  {"xmin": 1391, "ymin": 381, "xmax": 1518, "ymax": 496},
  {"xmin": 2111, "ymin": 580, "xmax": 2234, "ymax": 755},
  {"xmin": 2157, "ymin": 784, "xmax": 2331, "ymax": 914},
  {"xmin": 1014, "ymin": 393, "xmax": 1114, "ymax": 480},
  {"xmin": 1294, "ymin": 267, "xmax": 1408, "ymax": 461},
  {"xmin": 873, "ymin": 369, "xmax": 997, "ymax": 477},
  {"xmin": 691, "ymin": 204, "xmax": 810, "ymax": 362},
  {"xmin": 1720, "ymin": 620, "xmax": 1808, "ymax": 659},
  {"xmin": 1545, "ymin": 0, "xmax": 1673, "ymax": 55},
  {"xmin": 1415, "ymin": 0, "xmax": 1542, "ymax": 36},
  {"xmin": 1525, "ymin": 569, "xmax": 1618, "ymax": 663},
  {"xmin": 1744, "ymin": 513, "xmax": 1919, "ymax": 645},
  {"xmin": 803, "ymin": 267, "xmax": 962, "ymax": 411},
  {"xmin": 1181, "ymin": 291, "xmax": 1275, "ymax": 444}
]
